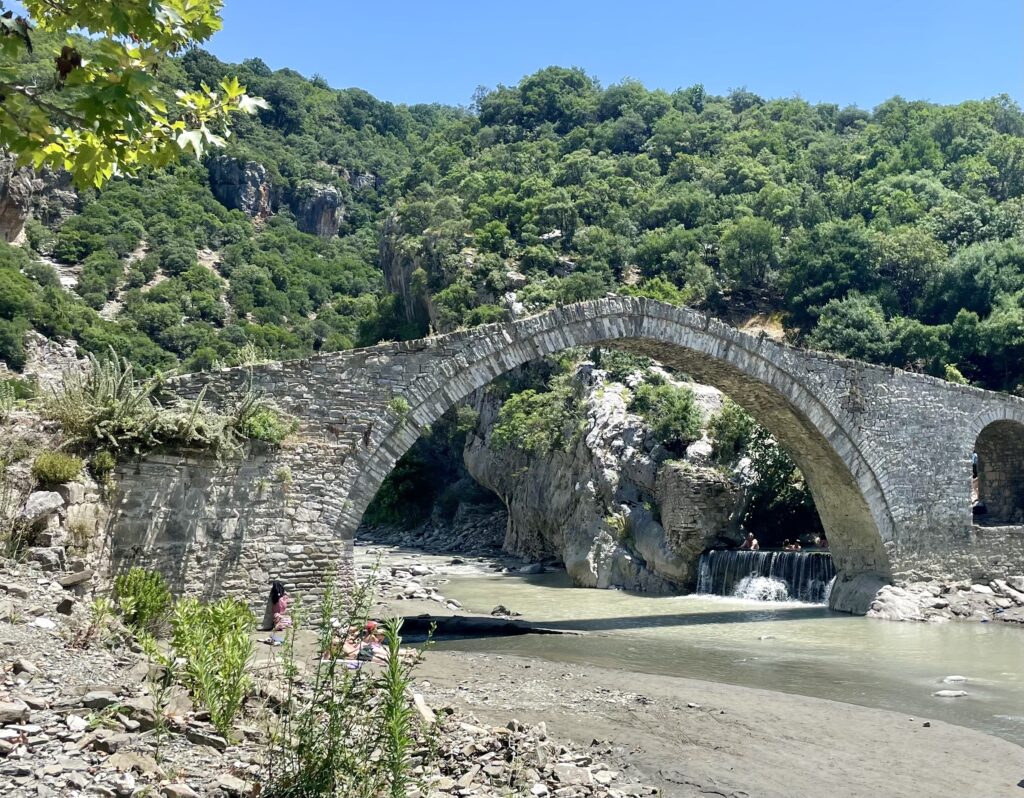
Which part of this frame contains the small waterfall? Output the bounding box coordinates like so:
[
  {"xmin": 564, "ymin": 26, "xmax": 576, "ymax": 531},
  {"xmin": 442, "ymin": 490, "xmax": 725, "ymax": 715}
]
[{"xmin": 696, "ymin": 550, "xmax": 836, "ymax": 603}]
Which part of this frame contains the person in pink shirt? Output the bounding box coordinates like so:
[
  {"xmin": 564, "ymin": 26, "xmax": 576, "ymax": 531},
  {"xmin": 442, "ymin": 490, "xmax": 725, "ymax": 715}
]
[{"xmin": 269, "ymin": 580, "xmax": 291, "ymax": 645}]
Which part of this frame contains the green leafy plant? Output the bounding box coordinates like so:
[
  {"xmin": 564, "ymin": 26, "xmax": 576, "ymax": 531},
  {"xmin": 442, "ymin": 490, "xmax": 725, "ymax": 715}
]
[
  {"xmin": 89, "ymin": 449, "xmax": 117, "ymax": 484},
  {"xmin": 114, "ymin": 567, "xmax": 172, "ymax": 636},
  {"xmin": 171, "ymin": 597, "xmax": 254, "ymax": 737},
  {"xmin": 31, "ymin": 451, "xmax": 83, "ymax": 484},
  {"xmin": 0, "ymin": 1, "xmax": 266, "ymax": 188},
  {"xmin": 238, "ymin": 404, "xmax": 298, "ymax": 444},
  {"xmin": 708, "ymin": 398, "xmax": 756, "ymax": 468},
  {"xmin": 43, "ymin": 350, "xmax": 263, "ymax": 455},
  {"xmin": 606, "ymin": 511, "xmax": 630, "ymax": 542},
  {"xmin": 490, "ymin": 374, "xmax": 584, "ymax": 455},
  {"xmin": 262, "ymin": 576, "xmax": 432, "ymax": 798},
  {"xmin": 388, "ymin": 396, "xmax": 411, "ymax": 417},
  {"xmin": 629, "ymin": 381, "xmax": 701, "ymax": 452},
  {"xmin": 138, "ymin": 633, "xmax": 179, "ymax": 764}
]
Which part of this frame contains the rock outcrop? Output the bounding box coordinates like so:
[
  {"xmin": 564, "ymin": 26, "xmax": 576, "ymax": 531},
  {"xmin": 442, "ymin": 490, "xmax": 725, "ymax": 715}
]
[
  {"xmin": 463, "ymin": 365, "xmax": 745, "ymax": 593},
  {"xmin": 206, "ymin": 156, "xmax": 274, "ymax": 219},
  {"xmin": 291, "ymin": 180, "xmax": 344, "ymax": 238},
  {"xmin": 0, "ymin": 156, "xmax": 37, "ymax": 243}
]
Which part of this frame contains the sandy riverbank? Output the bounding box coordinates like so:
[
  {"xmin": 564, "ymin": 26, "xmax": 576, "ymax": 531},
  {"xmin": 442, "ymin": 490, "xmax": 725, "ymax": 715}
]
[{"xmin": 360, "ymin": 542, "xmax": 1024, "ymax": 798}]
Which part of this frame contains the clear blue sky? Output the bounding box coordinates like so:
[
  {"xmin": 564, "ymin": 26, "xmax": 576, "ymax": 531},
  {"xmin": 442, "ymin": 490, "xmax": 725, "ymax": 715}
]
[{"xmin": 206, "ymin": 0, "xmax": 1024, "ymax": 109}]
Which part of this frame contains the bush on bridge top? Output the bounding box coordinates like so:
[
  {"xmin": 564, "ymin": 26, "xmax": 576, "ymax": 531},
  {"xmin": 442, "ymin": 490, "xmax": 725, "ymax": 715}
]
[{"xmin": 42, "ymin": 349, "xmax": 295, "ymax": 456}]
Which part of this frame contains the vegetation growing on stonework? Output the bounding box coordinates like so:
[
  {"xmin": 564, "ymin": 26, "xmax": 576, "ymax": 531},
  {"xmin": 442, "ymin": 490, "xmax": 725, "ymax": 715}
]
[
  {"xmin": 42, "ymin": 351, "xmax": 295, "ymax": 454},
  {"xmin": 30, "ymin": 451, "xmax": 83, "ymax": 485}
]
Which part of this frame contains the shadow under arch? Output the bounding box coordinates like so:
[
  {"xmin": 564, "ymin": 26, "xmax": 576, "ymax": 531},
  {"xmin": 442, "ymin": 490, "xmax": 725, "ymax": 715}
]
[
  {"xmin": 972, "ymin": 415, "xmax": 1024, "ymax": 525},
  {"xmin": 346, "ymin": 299, "xmax": 897, "ymax": 595}
]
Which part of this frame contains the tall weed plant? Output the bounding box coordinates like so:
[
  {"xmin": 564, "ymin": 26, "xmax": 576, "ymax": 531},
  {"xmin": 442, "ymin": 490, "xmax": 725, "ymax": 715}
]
[
  {"xmin": 171, "ymin": 597, "xmax": 254, "ymax": 737},
  {"xmin": 262, "ymin": 578, "xmax": 429, "ymax": 798},
  {"xmin": 114, "ymin": 567, "xmax": 172, "ymax": 635}
]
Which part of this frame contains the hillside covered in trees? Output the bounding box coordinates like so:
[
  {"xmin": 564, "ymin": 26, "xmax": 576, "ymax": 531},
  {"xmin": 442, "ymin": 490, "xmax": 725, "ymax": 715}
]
[{"xmin": 2, "ymin": 50, "xmax": 1023, "ymax": 395}]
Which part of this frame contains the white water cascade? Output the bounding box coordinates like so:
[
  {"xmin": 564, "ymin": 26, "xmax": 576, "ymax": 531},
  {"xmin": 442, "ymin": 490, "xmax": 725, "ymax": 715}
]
[{"xmin": 696, "ymin": 550, "xmax": 836, "ymax": 603}]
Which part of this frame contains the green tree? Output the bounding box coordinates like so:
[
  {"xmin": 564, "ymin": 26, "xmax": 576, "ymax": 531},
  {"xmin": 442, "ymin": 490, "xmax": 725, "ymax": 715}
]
[
  {"xmin": 719, "ymin": 217, "xmax": 780, "ymax": 287},
  {"xmin": 0, "ymin": 0, "xmax": 265, "ymax": 187}
]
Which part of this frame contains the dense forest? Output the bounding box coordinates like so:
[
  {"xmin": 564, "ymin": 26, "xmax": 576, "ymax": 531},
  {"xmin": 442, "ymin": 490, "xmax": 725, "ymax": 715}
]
[
  {"xmin": 3, "ymin": 43, "xmax": 1022, "ymax": 535},
  {"xmin": 4, "ymin": 43, "xmax": 1024, "ymax": 386},
  {"xmin": 2, "ymin": 51, "xmax": 1023, "ymax": 391}
]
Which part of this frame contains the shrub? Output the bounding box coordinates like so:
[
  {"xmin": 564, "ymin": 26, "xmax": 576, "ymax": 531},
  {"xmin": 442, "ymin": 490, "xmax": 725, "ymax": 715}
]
[
  {"xmin": 171, "ymin": 597, "xmax": 254, "ymax": 737},
  {"xmin": 490, "ymin": 375, "xmax": 584, "ymax": 455},
  {"xmin": 31, "ymin": 451, "xmax": 83, "ymax": 484},
  {"xmin": 388, "ymin": 396, "xmax": 410, "ymax": 417},
  {"xmin": 629, "ymin": 382, "xmax": 701, "ymax": 451},
  {"xmin": 237, "ymin": 403, "xmax": 298, "ymax": 444},
  {"xmin": 708, "ymin": 398, "xmax": 756, "ymax": 467},
  {"xmin": 90, "ymin": 450, "xmax": 117, "ymax": 479},
  {"xmin": 114, "ymin": 567, "xmax": 172, "ymax": 635},
  {"xmin": 263, "ymin": 582, "xmax": 424, "ymax": 798}
]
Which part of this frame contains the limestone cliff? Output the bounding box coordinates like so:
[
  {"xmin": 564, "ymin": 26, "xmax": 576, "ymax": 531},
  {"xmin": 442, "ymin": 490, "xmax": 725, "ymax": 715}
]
[
  {"xmin": 206, "ymin": 156, "xmax": 275, "ymax": 219},
  {"xmin": 463, "ymin": 364, "xmax": 746, "ymax": 593},
  {"xmin": 291, "ymin": 180, "xmax": 345, "ymax": 238},
  {"xmin": 0, "ymin": 156, "xmax": 38, "ymax": 243}
]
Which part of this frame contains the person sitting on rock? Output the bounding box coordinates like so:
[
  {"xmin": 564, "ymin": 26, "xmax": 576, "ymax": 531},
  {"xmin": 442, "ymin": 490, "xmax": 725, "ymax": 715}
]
[
  {"xmin": 782, "ymin": 539, "xmax": 792, "ymax": 551},
  {"xmin": 740, "ymin": 533, "xmax": 755, "ymax": 550},
  {"xmin": 749, "ymin": 536, "xmax": 760, "ymax": 551}
]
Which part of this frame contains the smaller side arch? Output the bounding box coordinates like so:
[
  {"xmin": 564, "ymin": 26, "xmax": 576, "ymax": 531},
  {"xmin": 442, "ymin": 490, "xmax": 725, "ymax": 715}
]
[{"xmin": 974, "ymin": 419, "xmax": 1024, "ymax": 524}]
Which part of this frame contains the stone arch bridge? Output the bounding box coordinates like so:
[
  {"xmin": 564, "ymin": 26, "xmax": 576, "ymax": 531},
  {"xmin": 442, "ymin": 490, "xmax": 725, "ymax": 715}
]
[{"xmin": 106, "ymin": 298, "xmax": 1024, "ymax": 613}]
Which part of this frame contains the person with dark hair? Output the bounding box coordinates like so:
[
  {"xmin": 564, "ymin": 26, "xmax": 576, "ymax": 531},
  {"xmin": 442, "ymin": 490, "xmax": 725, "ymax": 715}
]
[{"xmin": 266, "ymin": 580, "xmax": 291, "ymax": 646}]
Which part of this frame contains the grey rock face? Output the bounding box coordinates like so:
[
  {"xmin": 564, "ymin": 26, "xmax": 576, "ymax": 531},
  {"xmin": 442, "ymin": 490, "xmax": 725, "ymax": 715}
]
[
  {"xmin": 463, "ymin": 369, "xmax": 744, "ymax": 593},
  {"xmin": 206, "ymin": 156, "xmax": 273, "ymax": 219},
  {"xmin": 0, "ymin": 156, "xmax": 38, "ymax": 243},
  {"xmin": 291, "ymin": 180, "xmax": 343, "ymax": 238}
]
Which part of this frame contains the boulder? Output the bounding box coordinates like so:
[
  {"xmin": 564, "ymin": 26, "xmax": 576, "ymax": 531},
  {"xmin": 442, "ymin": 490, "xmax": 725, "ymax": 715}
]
[
  {"xmin": 20, "ymin": 491, "xmax": 65, "ymax": 525},
  {"xmin": 81, "ymin": 690, "xmax": 119, "ymax": 709},
  {"xmin": 27, "ymin": 546, "xmax": 65, "ymax": 571},
  {"xmin": 0, "ymin": 699, "xmax": 29, "ymax": 723},
  {"xmin": 162, "ymin": 785, "xmax": 201, "ymax": 798},
  {"xmin": 58, "ymin": 570, "xmax": 93, "ymax": 588}
]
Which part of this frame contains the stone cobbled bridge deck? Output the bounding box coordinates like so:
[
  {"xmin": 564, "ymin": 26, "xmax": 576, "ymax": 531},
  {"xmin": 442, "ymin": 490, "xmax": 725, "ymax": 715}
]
[{"xmin": 106, "ymin": 298, "xmax": 1024, "ymax": 612}]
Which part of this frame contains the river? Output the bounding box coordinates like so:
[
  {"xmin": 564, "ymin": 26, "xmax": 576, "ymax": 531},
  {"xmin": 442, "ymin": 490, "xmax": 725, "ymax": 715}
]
[{"xmin": 430, "ymin": 567, "xmax": 1024, "ymax": 746}]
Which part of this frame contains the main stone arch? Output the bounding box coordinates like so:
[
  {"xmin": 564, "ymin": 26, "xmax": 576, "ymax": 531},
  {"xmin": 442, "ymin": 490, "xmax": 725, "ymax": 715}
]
[
  {"xmin": 343, "ymin": 302, "xmax": 895, "ymax": 592},
  {"xmin": 106, "ymin": 297, "xmax": 1024, "ymax": 613}
]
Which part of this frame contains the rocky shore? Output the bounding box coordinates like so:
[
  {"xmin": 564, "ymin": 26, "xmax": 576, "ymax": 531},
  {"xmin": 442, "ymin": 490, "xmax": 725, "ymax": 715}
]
[
  {"xmin": 0, "ymin": 552, "xmax": 656, "ymax": 798},
  {"xmin": 868, "ymin": 576, "xmax": 1024, "ymax": 624},
  {"xmin": 3, "ymin": 540, "xmax": 1024, "ymax": 797}
]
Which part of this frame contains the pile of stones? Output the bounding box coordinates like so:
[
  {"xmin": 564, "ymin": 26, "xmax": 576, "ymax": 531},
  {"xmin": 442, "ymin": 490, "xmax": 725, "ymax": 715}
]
[
  {"xmin": 868, "ymin": 577, "xmax": 1024, "ymax": 624},
  {"xmin": 413, "ymin": 710, "xmax": 657, "ymax": 798}
]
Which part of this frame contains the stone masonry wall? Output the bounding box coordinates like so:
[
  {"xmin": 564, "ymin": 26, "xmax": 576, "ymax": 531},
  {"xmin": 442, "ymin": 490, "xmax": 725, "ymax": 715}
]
[{"xmin": 101, "ymin": 298, "xmax": 1024, "ymax": 613}]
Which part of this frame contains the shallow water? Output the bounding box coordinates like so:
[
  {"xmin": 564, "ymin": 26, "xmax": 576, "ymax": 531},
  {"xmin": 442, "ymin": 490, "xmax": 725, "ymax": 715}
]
[{"xmin": 433, "ymin": 569, "xmax": 1024, "ymax": 745}]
